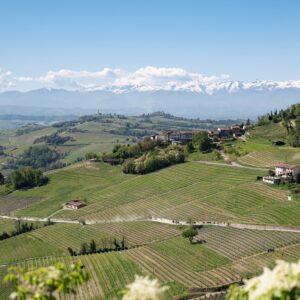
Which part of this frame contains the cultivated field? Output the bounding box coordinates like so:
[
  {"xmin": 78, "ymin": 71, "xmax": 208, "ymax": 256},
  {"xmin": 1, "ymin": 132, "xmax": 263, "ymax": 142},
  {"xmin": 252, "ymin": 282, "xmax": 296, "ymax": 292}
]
[{"xmin": 1, "ymin": 225, "xmax": 300, "ymax": 299}]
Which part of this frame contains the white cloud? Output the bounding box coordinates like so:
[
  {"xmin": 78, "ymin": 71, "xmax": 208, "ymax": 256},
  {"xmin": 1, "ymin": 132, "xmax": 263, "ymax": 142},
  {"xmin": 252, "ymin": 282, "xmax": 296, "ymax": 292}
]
[
  {"xmin": 0, "ymin": 69, "xmax": 15, "ymax": 90},
  {"xmin": 2, "ymin": 66, "xmax": 300, "ymax": 94}
]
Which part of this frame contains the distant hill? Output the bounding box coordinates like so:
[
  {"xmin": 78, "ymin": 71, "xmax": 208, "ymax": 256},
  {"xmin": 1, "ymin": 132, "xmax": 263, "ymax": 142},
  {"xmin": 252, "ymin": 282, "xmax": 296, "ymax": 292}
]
[{"xmin": 1, "ymin": 87, "xmax": 300, "ymax": 119}]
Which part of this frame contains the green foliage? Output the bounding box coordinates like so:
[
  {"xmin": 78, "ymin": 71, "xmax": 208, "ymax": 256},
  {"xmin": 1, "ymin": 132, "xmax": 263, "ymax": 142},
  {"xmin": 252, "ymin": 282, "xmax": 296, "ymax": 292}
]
[
  {"xmin": 4, "ymin": 262, "xmax": 89, "ymax": 300},
  {"xmin": 192, "ymin": 131, "xmax": 212, "ymax": 152},
  {"xmin": 182, "ymin": 226, "xmax": 198, "ymax": 244},
  {"xmin": 8, "ymin": 167, "xmax": 49, "ymax": 190},
  {"xmin": 122, "ymin": 145, "xmax": 185, "ymax": 174},
  {"xmin": 34, "ymin": 133, "xmax": 72, "ymax": 145},
  {"xmin": 186, "ymin": 142, "xmax": 195, "ymax": 153},
  {"xmin": 85, "ymin": 152, "xmax": 100, "ymax": 161},
  {"xmin": 0, "ymin": 171, "xmax": 4, "ymax": 185},
  {"xmin": 257, "ymin": 103, "xmax": 300, "ymax": 147},
  {"xmin": 104, "ymin": 138, "xmax": 168, "ymax": 163},
  {"xmin": 6, "ymin": 145, "xmax": 66, "ymax": 171}
]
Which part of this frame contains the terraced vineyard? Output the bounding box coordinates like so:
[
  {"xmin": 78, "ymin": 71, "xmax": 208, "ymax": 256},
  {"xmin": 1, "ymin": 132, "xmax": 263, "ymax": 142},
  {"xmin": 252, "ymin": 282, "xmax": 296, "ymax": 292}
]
[
  {"xmin": 0, "ymin": 218, "xmax": 16, "ymax": 233},
  {"xmin": 6, "ymin": 161, "xmax": 300, "ymax": 226},
  {"xmin": 2, "ymin": 224, "xmax": 300, "ymax": 299},
  {"xmin": 237, "ymin": 149, "xmax": 300, "ymax": 168},
  {"xmin": 1, "ymin": 138, "xmax": 300, "ymax": 298}
]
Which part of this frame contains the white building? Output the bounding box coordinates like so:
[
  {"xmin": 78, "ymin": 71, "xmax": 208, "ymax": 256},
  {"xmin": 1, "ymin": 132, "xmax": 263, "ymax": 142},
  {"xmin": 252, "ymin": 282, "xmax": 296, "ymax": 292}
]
[
  {"xmin": 275, "ymin": 164, "xmax": 300, "ymax": 177},
  {"xmin": 262, "ymin": 176, "xmax": 281, "ymax": 184}
]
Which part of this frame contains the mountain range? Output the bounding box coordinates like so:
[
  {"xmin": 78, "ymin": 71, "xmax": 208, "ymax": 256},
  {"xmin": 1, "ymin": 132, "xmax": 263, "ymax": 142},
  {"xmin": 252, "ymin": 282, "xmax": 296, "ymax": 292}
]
[{"xmin": 0, "ymin": 86, "xmax": 299, "ymax": 119}]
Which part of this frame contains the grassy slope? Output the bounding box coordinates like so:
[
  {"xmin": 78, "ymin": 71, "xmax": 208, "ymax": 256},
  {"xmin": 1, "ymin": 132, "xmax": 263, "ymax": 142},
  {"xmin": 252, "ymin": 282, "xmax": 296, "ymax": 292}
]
[
  {"xmin": 0, "ymin": 114, "xmax": 234, "ymax": 170},
  {"xmin": 1, "ymin": 161, "xmax": 297, "ymax": 226},
  {"xmin": 224, "ymin": 122, "xmax": 300, "ymax": 167}
]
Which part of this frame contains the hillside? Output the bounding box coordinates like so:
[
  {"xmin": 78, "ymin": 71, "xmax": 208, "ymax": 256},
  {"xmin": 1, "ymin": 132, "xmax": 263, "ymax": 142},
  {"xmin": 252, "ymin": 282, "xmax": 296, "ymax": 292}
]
[
  {"xmin": 0, "ymin": 112, "xmax": 238, "ymax": 175},
  {"xmin": 1, "ymin": 107, "xmax": 300, "ymax": 299},
  {"xmin": 1, "ymin": 160, "xmax": 300, "ymax": 298}
]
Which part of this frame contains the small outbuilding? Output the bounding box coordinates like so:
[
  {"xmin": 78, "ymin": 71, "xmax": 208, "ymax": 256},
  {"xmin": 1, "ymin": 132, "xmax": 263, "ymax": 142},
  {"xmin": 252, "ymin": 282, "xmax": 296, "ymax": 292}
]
[
  {"xmin": 64, "ymin": 199, "xmax": 86, "ymax": 210},
  {"xmin": 262, "ymin": 176, "xmax": 281, "ymax": 185}
]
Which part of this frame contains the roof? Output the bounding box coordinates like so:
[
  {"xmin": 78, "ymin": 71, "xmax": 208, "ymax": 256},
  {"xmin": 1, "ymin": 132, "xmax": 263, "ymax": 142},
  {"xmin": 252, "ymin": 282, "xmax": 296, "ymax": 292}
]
[
  {"xmin": 217, "ymin": 127, "xmax": 231, "ymax": 131},
  {"xmin": 66, "ymin": 199, "xmax": 86, "ymax": 206},
  {"xmin": 170, "ymin": 131, "xmax": 194, "ymax": 135},
  {"xmin": 275, "ymin": 163, "xmax": 299, "ymax": 169}
]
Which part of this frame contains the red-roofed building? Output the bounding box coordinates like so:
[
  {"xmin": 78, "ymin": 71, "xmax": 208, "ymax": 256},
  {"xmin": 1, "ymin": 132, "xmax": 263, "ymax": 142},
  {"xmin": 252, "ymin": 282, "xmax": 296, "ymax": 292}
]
[{"xmin": 64, "ymin": 199, "xmax": 86, "ymax": 210}]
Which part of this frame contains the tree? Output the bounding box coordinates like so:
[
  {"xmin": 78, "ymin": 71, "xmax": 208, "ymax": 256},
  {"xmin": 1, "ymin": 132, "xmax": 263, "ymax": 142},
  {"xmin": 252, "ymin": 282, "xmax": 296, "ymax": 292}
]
[
  {"xmin": 80, "ymin": 242, "xmax": 88, "ymax": 255},
  {"xmin": 4, "ymin": 262, "xmax": 89, "ymax": 300},
  {"xmin": 85, "ymin": 152, "xmax": 100, "ymax": 161},
  {"xmin": 186, "ymin": 142, "xmax": 195, "ymax": 153},
  {"xmin": 8, "ymin": 167, "xmax": 49, "ymax": 190},
  {"xmin": 67, "ymin": 247, "xmax": 76, "ymax": 256},
  {"xmin": 182, "ymin": 226, "xmax": 198, "ymax": 244},
  {"xmin": 89, "ymin": 239, "xmax": 97, "ymax": 253},
  {"xmin": 0, "ymin": 172, "xmax": 4, "ymax": 185},
  {"xmin": 192, "ymin": 131, "xmax": 212, "ymax": 153}
]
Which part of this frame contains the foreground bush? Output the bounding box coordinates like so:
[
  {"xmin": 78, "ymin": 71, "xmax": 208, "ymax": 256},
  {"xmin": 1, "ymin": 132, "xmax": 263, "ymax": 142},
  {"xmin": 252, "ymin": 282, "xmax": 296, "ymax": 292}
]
[
  {"xmin": 123, "ymin": 275, "xmax": 168, "ymax": 300},
  {"xmin": 4, "ymin": 262, "xmax": 89, "ymax": 300},
  {"xmin": 227, "ymin": 260, "xmax": 300, "ymax": 300}
]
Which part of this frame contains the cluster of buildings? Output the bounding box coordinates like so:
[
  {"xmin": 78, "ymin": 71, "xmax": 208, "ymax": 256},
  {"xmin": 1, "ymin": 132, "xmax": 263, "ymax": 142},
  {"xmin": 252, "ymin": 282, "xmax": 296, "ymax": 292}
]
[
  {"xmin": 208, "ymin": 125, "xmax": 246, "ymax": 140},
  {"xmin": 262, "ymin": 164, "xmax": 300, "ymax": 185},
  {"xmin": 149, "ymin": 125, "xmax": 246, "ymax": 145}
]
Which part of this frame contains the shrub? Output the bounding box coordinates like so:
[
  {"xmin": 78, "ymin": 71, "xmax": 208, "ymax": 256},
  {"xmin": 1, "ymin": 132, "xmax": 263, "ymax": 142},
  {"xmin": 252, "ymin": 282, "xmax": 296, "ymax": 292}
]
[
  {"xmin": 4, "ymin": 262, "xmax": 89, "ymax": 300},
  {"xmin": 122, "ymin": 146, "xmax": 185, "ymax": 175}
]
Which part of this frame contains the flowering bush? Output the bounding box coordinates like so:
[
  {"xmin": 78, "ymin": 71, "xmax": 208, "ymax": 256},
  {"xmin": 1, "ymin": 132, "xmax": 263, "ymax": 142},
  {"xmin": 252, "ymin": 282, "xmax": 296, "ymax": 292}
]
[
  {"xmin": 227, "ymin": 260, "xmax": 300, "ymax": 300},
  {"xmin": 4, "ymin": 262, "xmax": 89, "ymax": 300},
  {"xmin": 122, "ymin": 275, "xmax": 169, "ymax": 300}
]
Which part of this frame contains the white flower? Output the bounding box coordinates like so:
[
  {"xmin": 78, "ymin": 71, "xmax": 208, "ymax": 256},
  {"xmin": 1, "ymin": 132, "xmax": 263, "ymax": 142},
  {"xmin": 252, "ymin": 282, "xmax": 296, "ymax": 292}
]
[
  {"xmin": 241, "ymin": 260, "xmax": 300, "ymax": 300},
  {"xmin": 123, "ymin": 275, "xmax": 169, "ymax": 300}
]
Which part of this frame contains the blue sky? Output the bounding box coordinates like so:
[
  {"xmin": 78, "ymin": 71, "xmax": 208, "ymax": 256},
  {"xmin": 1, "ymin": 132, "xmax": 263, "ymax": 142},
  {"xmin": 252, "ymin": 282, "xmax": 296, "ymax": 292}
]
[{"xmin": 0, "ymin": 0, "xmax": 300, "ymax": 88}]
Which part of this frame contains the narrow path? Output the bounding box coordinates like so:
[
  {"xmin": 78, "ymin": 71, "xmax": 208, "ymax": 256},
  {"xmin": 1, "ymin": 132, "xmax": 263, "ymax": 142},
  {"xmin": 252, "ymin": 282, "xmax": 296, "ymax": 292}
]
[
  {"xmin": 2, "ymin": 214, "xmax": 300, "ymax": 233},
  {"xmin": 0, "ymin": 215, "xmax": 79, "ymax": 224},
  {"xmin": 193, "ymin": 159, "xmax": 267, "ymax": 171}
]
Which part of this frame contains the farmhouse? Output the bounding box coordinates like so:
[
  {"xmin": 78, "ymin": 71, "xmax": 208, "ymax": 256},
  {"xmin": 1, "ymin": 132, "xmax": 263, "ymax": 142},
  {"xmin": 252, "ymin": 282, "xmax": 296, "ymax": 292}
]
[
  {"xmin": 64, "ymin": 199, "xmax": 86, "ymax": 210},
  {"xmin": 263, "ymin": 163, "xmax": 300, "ymax": 185},
  {"xmin": 150, "ymin": 130, "xmax": 195, "ymax": 144},
  {"xmin": 210, "ymin": 125, "xmax": 245, "ymax": 141},
  {"xmin": 217, "ymin": 127, "xmax": 232, "ymax": 138},
  {"xmin": 275, "ymin": 164, "xmax": 300, "ymax": 177},
  {"xmin": 169, "ymin": 131, "xmax": 194, "ymax": 145}
]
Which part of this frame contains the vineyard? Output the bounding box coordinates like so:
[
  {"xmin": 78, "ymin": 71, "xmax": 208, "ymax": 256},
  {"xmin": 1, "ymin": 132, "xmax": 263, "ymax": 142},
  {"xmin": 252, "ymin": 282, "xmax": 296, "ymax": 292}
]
[
  {"xmin": 5, "ymin": 161, "xmax": 300, "ymax": 226},
  {"xmin": 237, "ymin": 149, "xmax": 300, "ymax": 168},
  {"xmin": 1, "ymin": 222, "xmax": 300, "ymax": 299}
]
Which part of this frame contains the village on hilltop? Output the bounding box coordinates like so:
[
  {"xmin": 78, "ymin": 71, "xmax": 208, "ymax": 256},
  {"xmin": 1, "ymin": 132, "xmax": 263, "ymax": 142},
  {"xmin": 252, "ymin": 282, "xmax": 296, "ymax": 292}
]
[{"xmin": 148, "ymin": 124, "xmax": 249, "ymax": 145}]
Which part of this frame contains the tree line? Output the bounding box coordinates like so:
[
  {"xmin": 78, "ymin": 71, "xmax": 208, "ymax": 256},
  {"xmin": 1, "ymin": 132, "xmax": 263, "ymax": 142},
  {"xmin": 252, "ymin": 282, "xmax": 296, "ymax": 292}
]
[
  {"xmin": 5, "ymin": 145, "xmax": 66, "ymax": 171},
  {"xmin": 34, "ymin": 133, "xmax": 73, "ymax": 145},
  {"xmin": 67, "ymin": 237, "xmax": 128, "ymax": 256},
  {"xmin": 0, "ymin": 167, "xmax": 49, "ymax": 192},
  {"xmin": 0, "ymin": 219, "xmax": 53, "ymax": 241}
]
